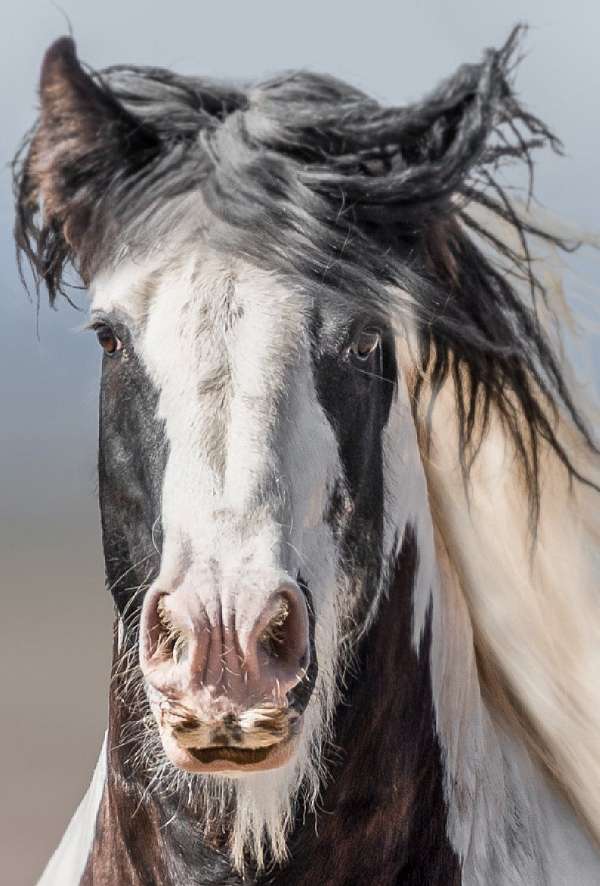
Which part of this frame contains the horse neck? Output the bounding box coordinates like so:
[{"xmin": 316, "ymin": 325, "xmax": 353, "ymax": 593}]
[{"xmin": 83, "ymin": 530, "xmax": 461, "ymax": 886}]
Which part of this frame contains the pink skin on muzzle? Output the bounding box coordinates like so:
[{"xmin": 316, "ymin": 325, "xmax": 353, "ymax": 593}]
[{"xmin": 138, "ymin": 579, "xmax": 310, "ymax": 773}]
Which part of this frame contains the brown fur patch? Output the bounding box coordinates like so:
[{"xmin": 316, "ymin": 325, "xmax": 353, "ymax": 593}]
[{"xmin": 276, "ymin": 529, "xmax": 461, "ymax": 885}]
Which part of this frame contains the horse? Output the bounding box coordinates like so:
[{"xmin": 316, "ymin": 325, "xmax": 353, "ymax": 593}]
[{"xmin": 14, "ymin": 27, "xmax": 600, "ymax": 885}]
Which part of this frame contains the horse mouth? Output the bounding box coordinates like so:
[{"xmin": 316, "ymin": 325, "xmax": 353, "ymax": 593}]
[
  {"xmin": 164, "ymin": 732, "xmax": 298, "ymax": 774},
  {"xmin": 188, "ymin": 746, "xmax": 273, "ymax": 765}
]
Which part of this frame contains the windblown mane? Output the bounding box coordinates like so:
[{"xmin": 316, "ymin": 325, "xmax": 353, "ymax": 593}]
[
  {"xmin": 14, "ymin": 24, "xmax": 600, "ymax": 852},
  {"xmin": 14, "ymin": 27, "xmax": 597, "ymax": 513}
]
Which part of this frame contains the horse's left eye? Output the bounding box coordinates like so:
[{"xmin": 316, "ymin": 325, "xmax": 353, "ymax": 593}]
[
  {"xmin": 94, "ymin": 324, "xmax": 123, "ymax": 356},
  {"xmin": 350, "ymin": 328, "xmax": 381, "ymax": 361}
]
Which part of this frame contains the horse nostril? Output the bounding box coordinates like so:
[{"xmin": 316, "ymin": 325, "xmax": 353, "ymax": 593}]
[
  {"xmin": 250, "ymin": 586, "xmax": 310, "ymax": 686},
  {"xmin": 155, "ymin": 596, "xmax": 190, "ymax": 664},
  {"xmin": 140, "ymin": 589, "xmax": 191, "ymax": 670},
  {"xmin": 258, "ymin": 595, "xmax": 290, "ymax": 661}
]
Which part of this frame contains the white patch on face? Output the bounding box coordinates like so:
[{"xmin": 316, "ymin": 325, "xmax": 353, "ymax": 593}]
[{"xmin": 91, "ymin": 250, "xmax": 350, "ymax": 869}]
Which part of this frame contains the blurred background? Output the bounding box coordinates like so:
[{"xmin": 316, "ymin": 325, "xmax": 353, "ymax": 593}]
[{"xmin": 1, "ymin": 1, "xmax": 598, "ymax": 883}]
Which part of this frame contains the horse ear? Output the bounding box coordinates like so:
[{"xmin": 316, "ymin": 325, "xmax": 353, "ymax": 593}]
[
  {"xmin": 356, "ymin": 54, "xmax": 506, "ymax": 226},
  {"xmin": 303, "ymin": 33, "xmax": 530, "ymax": 230},
  {"xmin": 21, "ymin": 37, "xmax": 160, "ymax": 275}
]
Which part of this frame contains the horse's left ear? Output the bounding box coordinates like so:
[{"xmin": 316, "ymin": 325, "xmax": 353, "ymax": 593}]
[
  {"xmin": 15, "ymin": 37, "xmax": 160, "ymax": 297},
  {"xmin": 306, "ymin": 30, "xmax": 529, "ymax": 229}
]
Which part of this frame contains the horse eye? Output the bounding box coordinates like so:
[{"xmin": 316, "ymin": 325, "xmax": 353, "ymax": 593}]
[
  {"xmin": 94, "ymin": 324, "xmax": 123, "ymax": 356},
  {"xmin": 350, "ymin": 327, "xmax": 381, "ymax": 361}
]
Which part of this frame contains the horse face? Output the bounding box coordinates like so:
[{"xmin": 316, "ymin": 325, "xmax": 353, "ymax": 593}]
[
  {"xmin": 92, "ymin": 249, "xmax": 396, "ymax": 776},
  {"xmin": 21, "ymin": 37, "xmax": 399, "ymax": 793}
]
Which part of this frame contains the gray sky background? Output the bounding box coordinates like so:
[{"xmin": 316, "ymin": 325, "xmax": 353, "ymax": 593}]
[{"xmin": 1, "ymin": 2, "xmax": 598, "ymax": 883}]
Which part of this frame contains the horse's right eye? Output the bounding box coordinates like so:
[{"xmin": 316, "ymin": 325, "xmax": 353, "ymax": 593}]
[
  {"xmin": 349, "ymin": 327, "xmax": 381, "ymax": 363},
  {"xmin": 94, "ymin": 324, "xmax": 123, "ymax": 356}
]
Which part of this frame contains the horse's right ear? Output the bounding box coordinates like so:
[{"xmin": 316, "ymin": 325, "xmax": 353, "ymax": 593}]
[{"xmin": 15, "ymin": 37, "xmax": 160, "ymax": 296}]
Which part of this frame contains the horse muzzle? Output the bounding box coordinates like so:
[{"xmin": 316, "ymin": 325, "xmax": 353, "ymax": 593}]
[{"xmin": 138, "ymin": 578, "xmax": 311, "ymax": 773}]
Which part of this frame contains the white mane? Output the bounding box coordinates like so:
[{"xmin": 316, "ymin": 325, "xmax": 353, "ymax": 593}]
[{"xmin": 402, "ymin": 203, "xmax": 600, "ymax": 881}]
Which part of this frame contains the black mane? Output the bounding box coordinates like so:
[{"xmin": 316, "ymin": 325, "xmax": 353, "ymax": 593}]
[{"xmin": 13, "ymin": 25, "xmax": 598, "ymax": 518}]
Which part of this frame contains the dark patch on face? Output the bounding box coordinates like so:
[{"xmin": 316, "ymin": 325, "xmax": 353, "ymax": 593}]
[
  {"xmin": 98, "ymin": 320, "xmax": 168, "ymax": 616},
  {"xmin": 311, "ymin": 305, "xmax": 397, "ymax": 612},
  {"xmin": 311, "ymin": 307, "xmax": 397, "ymax": 498}
]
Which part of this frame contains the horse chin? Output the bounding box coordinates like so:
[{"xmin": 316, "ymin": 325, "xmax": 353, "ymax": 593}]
[{"xmin": 158, "ymin": 724, "xmax": 301, "ymax": 776}]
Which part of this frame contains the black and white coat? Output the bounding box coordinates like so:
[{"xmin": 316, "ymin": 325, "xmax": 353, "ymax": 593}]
[{"xmin": 15, "ymin": 31, "xmax": 600, "ymax": 886}]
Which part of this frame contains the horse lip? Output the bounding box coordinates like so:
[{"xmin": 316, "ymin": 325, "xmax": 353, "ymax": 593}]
[
  {"xmin": 160, "ymin": 724, "xmax": 300, "ymax": 773},
  {"xmin": 187, "ymin": 745, "xmax": 274, "ymax": 765}
]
